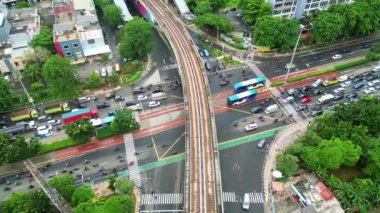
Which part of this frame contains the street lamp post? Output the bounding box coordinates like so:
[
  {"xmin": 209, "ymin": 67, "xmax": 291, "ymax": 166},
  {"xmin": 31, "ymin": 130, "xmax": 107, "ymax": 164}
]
[
  {"xmin": 285, "ymin": 24, "xmax": 304, "ymax": 82},
  {"xmin": 216, "ymin": 25, "xmax": 219, "ymax": 44}
]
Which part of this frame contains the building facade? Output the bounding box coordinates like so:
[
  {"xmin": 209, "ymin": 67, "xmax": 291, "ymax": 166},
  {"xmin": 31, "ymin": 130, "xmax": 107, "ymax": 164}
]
[{"xmin": 267, "ymin": 0, "xmax": 353, "ymax": 19}]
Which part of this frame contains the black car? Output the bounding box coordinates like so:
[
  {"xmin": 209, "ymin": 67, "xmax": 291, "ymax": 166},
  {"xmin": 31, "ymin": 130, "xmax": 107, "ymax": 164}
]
[
  {"xmin": 310, "ymin": 110, "xmax": 323, "ymax": 117},
  {"xmin": 152, "ymin": 89, "xmax": 163, "ymax": 93},
  {"xmin": 346, "ymin": 93, "xmax": 359, "ymax": 99},
  {"xmin": 125, "ymin": 101, "xmax": 138, "ymax": 107},
  {"xmin": 366, "ymin": 75, "xmax": 377, "ymax": 81},
  {"xmin": 133, "ymin": 88, "xmax": 145, "ymax": 95},
  {"xmin": 297, "ymin": 86, "xmax": 311, "ymax": 94},
  {"xmin": 334, "ymin": 95, "xmax": 344, "ymax": 101},
  {"xmin": 205, "ymin": 62, "xmax": 212, "ymax": 71},
  {"xmin": 360, "ymin": 72, "xmax": 372, "ymax": 77},
  {"xmin": 313, "ymin": 89, "xmax": 323, "ymax": 95},
  {"xmin": 220, "ymin": 80, "xmax": 231, "ymax": 86},
  {"xmin": 295, "ymin": 105, "xmax": 308, "ymax": 111},
  {"xmin": 0, "ymin": 120, "xmax": 10, "ymax": 128},
  {"xmin": 250, "ymin": 106, "xmax": 264, "ymax": 113},
  {"xmin": 108, "ymin": 110, "xmax": 116, "ymax": 116},
  {"xmin": 353, "ymin": 77, "xmax": 363, "ymax": 83},
  {"xmin": 297, "ymin": 93, "xmax": 307, "ymax": 99},
  {"xmin": 96, "ymin": 102, "xmax": 110, "ymax": 109},
  {"xmin": 361, "ymin": 43, "xmax": 372, "ymax": 49}
]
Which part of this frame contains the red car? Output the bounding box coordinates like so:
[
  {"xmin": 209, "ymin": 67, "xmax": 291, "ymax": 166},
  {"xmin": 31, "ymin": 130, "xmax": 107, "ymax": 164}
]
[{"xmin": 300, "ymin": 96, "xmax": 312, "ymax": 104}]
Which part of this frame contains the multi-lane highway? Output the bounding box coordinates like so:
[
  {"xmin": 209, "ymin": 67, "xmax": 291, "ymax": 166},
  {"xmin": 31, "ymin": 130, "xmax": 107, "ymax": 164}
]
[{"xmin": 141, "ymin": 0, "xmax": 219, "ymax": 212}]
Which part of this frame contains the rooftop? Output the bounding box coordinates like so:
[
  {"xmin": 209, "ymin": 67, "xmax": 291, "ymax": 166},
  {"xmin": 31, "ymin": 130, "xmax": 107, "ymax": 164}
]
[{"xmin": 7, "ymin": 7, "xmax": 38, "ymax": 28}]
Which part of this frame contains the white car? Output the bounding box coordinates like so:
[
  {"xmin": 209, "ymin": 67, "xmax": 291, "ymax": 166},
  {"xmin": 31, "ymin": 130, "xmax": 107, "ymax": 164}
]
[
  {"xmin": 148, "ymin": 101, "xmax": 160, "ymax": 108},
  {"xmin": 137, "ymin": 95, "xmax": 148, "ymax": 101},
  {"xmin": 37, "ymin": 125, "xmax": 53, "ymax": 132},
  {"xmin": 101, "ymin": 68, "xmax": 107, "ymax": 77},
  {"xmin": 252, "ymin": 83, "xmax": 264, "ymax": 89},
  {"xmin": 78, "ymin": 96, "xmax": 91, "ymax": 103},
  {"xmin": 47, "ymin": 119, "xmax": 61, "ymax": 126},
  {"xmin": 245, "ymin": 123, "xmax": 258, "ymax": 132},
  {"xmin": 364, "ymin": 87, "xmax": 376, "ymax": 94},
  {"xmin": 368, "ymin": 79, "xmax": 380, "ymax": 87},
  {"xmin": 372, "ymin": 66, "xmax": 380, "ymax": 72},
  {"xmin": 333, "ymin": 87, "xmax": 345, "ymax": 94},
  {"xmin": 282, "ymin": 96, "xmax": 294, "ymax": 104},
  {"xmin": 340, "ymin": 81, "xmax": 351, "ymax": 88},
  {"xmin": 338, "ymin": 75, "xmax": 348, "ymax": 82},
  {"xmin": 285, "ymin": 63, "xmax": 295, "ymax": 69},
  {"xmin": 28, "ymin": 120, "xmax": 37, "ymax": 130},
  {"xmin": 332, "ymin": 54, "xmax": 342, "ymax": 60}
]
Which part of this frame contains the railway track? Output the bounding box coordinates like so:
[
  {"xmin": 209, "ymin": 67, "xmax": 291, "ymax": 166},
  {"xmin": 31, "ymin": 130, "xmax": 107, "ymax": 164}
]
[{"xmin": 141, "ymin": 0, "xmax": 219, "ymax": 212}]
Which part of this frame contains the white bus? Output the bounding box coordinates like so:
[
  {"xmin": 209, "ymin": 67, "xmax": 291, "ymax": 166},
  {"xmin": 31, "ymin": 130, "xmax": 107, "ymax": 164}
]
[
  {"xmin": 316, "ymin": 94, "xmax": 334, "ymax": 105},
  {"xmin": 151, "ymin": 92, "xmax": 167, "ymax": 101}
]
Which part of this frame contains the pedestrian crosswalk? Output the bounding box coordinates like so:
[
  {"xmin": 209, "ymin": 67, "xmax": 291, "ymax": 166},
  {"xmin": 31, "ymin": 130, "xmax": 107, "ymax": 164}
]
[
  {"xmin": 140, "ymin": 193, "xmax": 183, "ymax": 205},
  {"xmin": 223, "ymin": 192, "xmax": 264, "ymax": 203},
  {"xmin": 161, "ymin": 64, "xmax": 178, "ymax": 71},
  {"xmin": 124, "ymin": 133, "xmax": 141, "ymax": 187}
]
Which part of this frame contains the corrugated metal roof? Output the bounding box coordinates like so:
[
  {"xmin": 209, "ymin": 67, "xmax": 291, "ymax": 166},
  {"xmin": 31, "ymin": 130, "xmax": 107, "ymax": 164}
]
[
  {"xmin": 113, "ymin": 0, "xmax": 133, "ymax": 21},
  {"xmin": 174, "ymin": 0, "xmax": 190, "ymax": 14}
]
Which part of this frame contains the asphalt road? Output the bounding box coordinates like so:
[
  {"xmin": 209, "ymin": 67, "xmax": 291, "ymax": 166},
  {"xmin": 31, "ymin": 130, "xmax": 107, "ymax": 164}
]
[{"xmin": 257, "ymin": 42, "xmax": 375, "ymax": 79}]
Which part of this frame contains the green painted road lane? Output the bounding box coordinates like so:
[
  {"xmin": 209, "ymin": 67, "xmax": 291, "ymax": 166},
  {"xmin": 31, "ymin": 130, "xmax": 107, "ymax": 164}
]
[{"xmin": 86, "ymin": 127, "xmax": 286, "ymax": 186}]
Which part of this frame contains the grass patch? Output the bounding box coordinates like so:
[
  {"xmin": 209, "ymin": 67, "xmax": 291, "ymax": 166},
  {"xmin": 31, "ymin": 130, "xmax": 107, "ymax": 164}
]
[
  {"xmin": 97, "ymin": 126, "xmax": 119, "ymax": 139},
  {"xmin": 225, "ymin": 0, "xmax": 239, "ymax": 9},
  {"xmin": 270, "ymin": 81, "xmax": 284, "ymax": 87},
  {"xmin": 38, "ymin": 138, "xmax": 77, "ymax": 155},
  {"xmin": 124, "ymin": 71, "xmax": 143, "ymax": 85},
  {"xmin": 202, "ymin": 42, "xmax": 223, "ymax": 57}
]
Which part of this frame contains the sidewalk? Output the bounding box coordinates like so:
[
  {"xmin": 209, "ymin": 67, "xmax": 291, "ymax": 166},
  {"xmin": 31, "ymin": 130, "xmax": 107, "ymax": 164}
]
[{"xmin": 262, "ymin": 121, "xmax": 309, "ymax": 213}]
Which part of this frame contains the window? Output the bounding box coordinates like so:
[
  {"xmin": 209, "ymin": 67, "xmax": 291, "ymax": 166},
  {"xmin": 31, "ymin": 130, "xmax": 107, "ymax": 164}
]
[
  {"xmin": 63, "ymin": 45, "xmax": 69, "ymax": 49},
  {"xmin": 320, "ymin": 1, "xmax": 328, "ymax": 6},
  {"xmin": 282, "ymin": 8, "xmax": 291, "ymax": 13},
  {"xmin": 72, "ymin": 43, "xmax": 79, "ymax": 48},
  {"xmin": 307, "ymin": 0, "xmax": 311, "ymax": 2},
  {"xmin": 292, "ymin": 6, "xmax": 296, "ymax": 11},
  {"xmin": 275, "ymin": 4, "xmax": 283, "ymax": 8},
  {"xmin": 273, "ymin": 10, "xmax": 281, "ymax": 15},
  {"xmin": 88, "ymin": 39, "xmax": 95, "ymax": 45},
  {"xmin": 65, "ymin": 52, "xmax": 72, "ymax": 56},
  {"xmin": 311, "ymin": 3, "xmax": 319, "ymax": 7}
]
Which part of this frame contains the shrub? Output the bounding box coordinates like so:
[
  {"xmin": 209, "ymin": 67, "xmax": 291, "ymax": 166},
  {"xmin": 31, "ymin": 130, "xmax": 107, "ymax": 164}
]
[
  {"xmin": 286, "ymin": 75, "xmax": 308, "ymax": 83},
  {"xmin": 270, "ymin": 81, "xmax": 284, "ymax": 87},
  {"xmin": 334, "ymin": 59, "xmax": 368, "ymax": 70},
  {"xmin": 124, "ymin": 71, "xmax": 143, "ymax": 85}
]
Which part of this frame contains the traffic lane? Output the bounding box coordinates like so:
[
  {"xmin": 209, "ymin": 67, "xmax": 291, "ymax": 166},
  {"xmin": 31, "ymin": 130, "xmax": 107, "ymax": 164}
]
[
  {"xmin": 207, "ymin": 67, "xmax": 256, "ymax": 94},
  {"xmin": 135, "ymin": 125, "xmax": 185, "ymax": 166},
  {"xmin": 0, "ymin": 142, "xmax": 127, "ymax": 200},
  {"xmin": 215, "ymin": 99, "xmax": 290, "ymax": 143},
  {"xmin": 259, "ymin": 44, "xmax": 371, "ymax": 79},
  {"xmin": 151, "ymin": 29, "xmax": 175, "ymax": 68},
  {"xmin": 220, "ymin": 137, "xmax": 271, "ymax": 213},
  {"xmin": 139, "ymin": 161, "xmax": 184, "ymax": 211}
]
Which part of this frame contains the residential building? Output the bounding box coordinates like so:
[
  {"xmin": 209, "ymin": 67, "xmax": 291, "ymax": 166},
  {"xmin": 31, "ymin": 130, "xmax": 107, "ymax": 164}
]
[
  {"xmin": 267, "ymin": 0, "xmax": 352, "ymax": 19},
  {"xmin": 0, "ymin": 4, "xmax": 40, "ymax": 74},
  {"xmin": 53, "ymin": 0, "xmax": 110, "ymax": 60}
]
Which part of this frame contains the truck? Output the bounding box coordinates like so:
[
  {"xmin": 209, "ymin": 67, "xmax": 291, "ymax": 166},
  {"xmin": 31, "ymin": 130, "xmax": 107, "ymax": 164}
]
[
  {"xmin": 44, "ymin": 102, "xmax": 70, "ymax": 115},
  {"xmin": 61, "ymin": 108, "xmax": 98, "ymax": 124},
  {"xmin": 0, "ymin": 124, "xmax": 26, "ymax": 135},
  {"xmin": 151, "ymin": 92, "xmax": 167, "ymax": 101},
  {"xmin": 11, "ymin": 109, "xmax": 38, "ymax": 122},
  {"xmin": 256, "ymin": 47, "xmax": 270, "ymax": 52},
  {"xmin": 316, "ymin": 94, "xmax": 335, "ymax": 105}
]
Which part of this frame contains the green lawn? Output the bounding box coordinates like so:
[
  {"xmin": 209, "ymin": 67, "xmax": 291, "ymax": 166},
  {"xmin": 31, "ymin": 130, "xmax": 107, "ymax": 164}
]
[
  {"xmin": 38, "ymin": 138, "xmax": 77, "ymax": 155},
  {"xmin": 124, "ymin": 71, "xmax": 143, "ymax": 85}
]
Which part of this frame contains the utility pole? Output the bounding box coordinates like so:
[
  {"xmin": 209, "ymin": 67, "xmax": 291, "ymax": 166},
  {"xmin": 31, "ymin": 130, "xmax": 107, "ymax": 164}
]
[
  {"xmin": 285, "ymin": 24, "xmax": 304, "ymax": 82},
  {"xmin": 24, "ymin": 159, "xmax": 73, "ymax": 213}
]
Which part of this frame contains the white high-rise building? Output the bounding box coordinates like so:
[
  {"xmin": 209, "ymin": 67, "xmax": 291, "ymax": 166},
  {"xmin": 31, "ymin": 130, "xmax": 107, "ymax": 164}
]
[{"xmin": 266, "ymin": 0, "xmax": 353, "ymax": 19}]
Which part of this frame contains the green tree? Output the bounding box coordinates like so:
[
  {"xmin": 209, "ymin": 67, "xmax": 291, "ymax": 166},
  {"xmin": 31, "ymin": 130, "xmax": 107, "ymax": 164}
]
[
  {"xmin": 0, "ymin": 78, "xmax": 12, "ymax": 113},
  {"xmin": 372, "ymin": 43, "xmax": 380, "ymax": 53},
  {"xmin": 110, "ymin": 108, "xmax": 140, "ymax": 134},
  {"xmin": 75, "ymin": 202, "xmax": 96, "ymax": 213},
  {"xmin": 195, "ymin": 13, "xmax": 235, "ymax": 33},
  {"xmin": 15, "ymin": 0, "xmax": 34, "ymax": 8},
  {"xmin": 65, "ymin": 118, "xmax": 95, "ymax": 143},
  {"xmin": 24, "ymin": 64, "xmax": 43, "ymax": 83},
  {"xmin": 352, "ymin": 0, "xmax": 380, "ymax": 36},
  {"xmin": 276, "ymin": 154, "xmax": 299, "ymax": 176},
  {"xmin": 253, "ymin": 16, "xmax": 299, "ymax": 51},
  {"xmin": 42, "ymin": 55, "xmax": 79, "ymax": 98},
  {"xmin": 119, "ymin": 17, "xmax": 154, "ymax": 60},
  {"xmin": 239, "ymin": 0, "xmax": 272, "ymax": 25},
  {"xmin": 48, "ymin": 175, "xmax": 76, "ymax": 203},
  {"xmin": 30, "ymin": 28, "xmax": 54, "ymax": 52},
  {"xmin": 94, "ymin": 0, "xmax": 112, "ymax": 9},
  {"xmin": 107, "ymin": 175, "xmax": 116, "ymax": 192},
  {"xmin": 366, "ymin": 52, "xmax": 377, "ymax": 61},
  {"xmin": 114, "ymin": 177, "xmax": 135, "ymax": 195},
  {"xmin": 312, "ymin": 12, "xmax": 345, "ymax": 44},
  {"xmin": 0, "ymin": 134, "xmax": 40, "ymax": 164},
  {"xmin": 364, "ymin": 140, "xmax": 380, "ymax": 179},
  {"xmin": 328, "ymin": 4, "xmax": 357, "ymax": 38},
  {"xmin": 103, "ymin": 195, "xmax": 135, "ymax": 212},
  {"xmin": 31, "ymin": 82, "xmax": 44, "ymax": 92},
  {"xmin": 72, "ymin": 186, "xmax": 94, "ymax": 206},
  {"xmin": 24, "ymin": 46, "xmax": 50, "ymax": 68},
  {"xmin": 85, "ymin": 71, "xmax": 102, "ymax": 89},
  {"xmin": 300, "ymin": 147, "xmax": 320, "ymax": 170},
  {"xmin": 103, "ymin": 5, "xmax": 123, "ymax": 28},
  {"xmin": 194, "ymin": 1, "xmax": 212, "ymax": 15}
]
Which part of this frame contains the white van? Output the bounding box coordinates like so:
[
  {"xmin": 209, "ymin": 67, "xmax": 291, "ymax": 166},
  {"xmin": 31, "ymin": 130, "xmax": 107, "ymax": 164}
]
[
  {"xmin": 312, "ymin": 79, "xmax": 323, "ymax": 88},
  {"xmin": 282, "ymin": 96, "xmax": 294, "ymax": 104},
  {"xmin": 242, "ymin": 193, "xmax": 250, "ymax": 210},
  {"xmin": 151, "ymin": 92, "xmax": 167, "ymax": 101},
  {"xmin": 265, "ymin": 104, "xmax": 279, "ymax": 114}
]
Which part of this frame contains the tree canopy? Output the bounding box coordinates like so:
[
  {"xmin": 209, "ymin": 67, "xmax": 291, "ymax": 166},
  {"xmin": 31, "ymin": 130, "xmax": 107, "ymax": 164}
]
[
  {"xmin": 0, "ymin": 189, "xmax": 54, "ymax": 212},
  {"xmin": 119, "ymin": 17, "xmax": 155, "ymax": 60},
  {"xmin": 114, "ymin": 178, "xmax": 135, "ymax": 195},
  {"xmin": 103, "ymin": 5, "xmax": 123, "ymax": 28},
  {"xmin": 253, "ymin": 16, "xmax": 299, "ymax": 51},
  {"xmin": 0, "ymin": 134, "xmax": 40, "ymax": 165},
  {"xmin": 42, "ymin": 55, "xmax": 79, "ymax": 98},
  {"xmin": 0, "ymin": 78, "xmax": 12, "ymax": 113},
  {"xmin": 65, "ymin": 117, "xmax": 95, "ymax": 143},
  {"xmin": 30, "ymin": 28, "xmax": 54, "ymax": 52},
  {"xmin": 312, "ymin": 12, "xmax": 345, "ymax": 44},
  {"xmin": 239, "ymin": 0, "xmax": 272, "ymax": 25},
  {"xmin": 194, "ymin": 1, "xmax": 213, "ymax": 15},
  {"xmin": 48, "ymin": 175, "xmax": 76, "ymax": 203},
  {"xmin": 276, "ymin": 154, "xmax": 299, "ymax": 177},
  {"xmin": 195, "ymin": 13, "xmax": 235, "ymax": 33},
  {"xmin": 72, "ymin": 186, "xmax": 94, "ymax": 206},
  {"xmin": 110, "ymin": 108, "xmax": 140, "ymax": 134}
]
